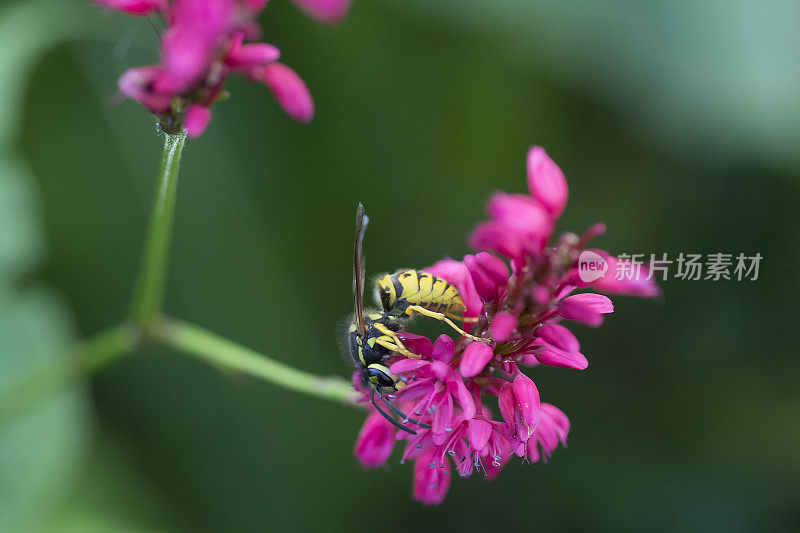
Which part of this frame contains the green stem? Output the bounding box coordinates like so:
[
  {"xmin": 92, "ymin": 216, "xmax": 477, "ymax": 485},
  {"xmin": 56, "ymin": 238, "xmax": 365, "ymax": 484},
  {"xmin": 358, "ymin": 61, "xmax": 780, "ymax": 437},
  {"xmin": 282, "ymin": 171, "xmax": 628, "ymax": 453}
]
[
  {"xmin": 156, "ymin": 318, "xmax": 358, "ymax": 405},
  {"xmin": 129, "ymin": 130, "xmax": 187, "ymax": 331},
  {"xmin": 0, "ymin": 324, "xmax": 138, "ymax": 425}
]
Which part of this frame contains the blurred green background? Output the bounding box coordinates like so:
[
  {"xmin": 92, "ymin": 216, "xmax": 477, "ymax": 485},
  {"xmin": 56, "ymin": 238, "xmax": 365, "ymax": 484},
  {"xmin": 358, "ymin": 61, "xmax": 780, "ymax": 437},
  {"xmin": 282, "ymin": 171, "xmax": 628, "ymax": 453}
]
[{"xmin": 1, "ymin": 0, "xmax": 798, "ymax": 531}]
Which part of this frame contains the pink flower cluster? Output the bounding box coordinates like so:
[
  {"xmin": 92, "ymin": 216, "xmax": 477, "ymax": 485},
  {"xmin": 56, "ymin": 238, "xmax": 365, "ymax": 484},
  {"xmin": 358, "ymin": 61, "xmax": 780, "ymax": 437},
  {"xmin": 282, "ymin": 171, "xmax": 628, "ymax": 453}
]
[
  {"xmin": 94, "ymin": 0, "xmax": 352, "ymax": 136},
  {"xmin": 353, "ymin": 147, "xmax": 659, "ymax": 504}
]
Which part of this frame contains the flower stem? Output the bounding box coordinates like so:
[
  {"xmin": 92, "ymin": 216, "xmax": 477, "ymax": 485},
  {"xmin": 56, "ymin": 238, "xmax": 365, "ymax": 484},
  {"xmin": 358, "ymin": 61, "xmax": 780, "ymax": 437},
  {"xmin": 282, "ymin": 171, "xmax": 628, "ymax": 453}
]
[
  {"xmin": 0, "ymin": 324, "xmax": 138, "ymax": 425},
  {"xmin": 2, "ymin": 129, "xmax": 362, "ymax": 427},
  {"xmin": 129, "ymin": 130, "xmax": 187, "ymax": 332},
  {"xmin": 155, "ymin": 318, "xmax": 358, "ymax": 405}
]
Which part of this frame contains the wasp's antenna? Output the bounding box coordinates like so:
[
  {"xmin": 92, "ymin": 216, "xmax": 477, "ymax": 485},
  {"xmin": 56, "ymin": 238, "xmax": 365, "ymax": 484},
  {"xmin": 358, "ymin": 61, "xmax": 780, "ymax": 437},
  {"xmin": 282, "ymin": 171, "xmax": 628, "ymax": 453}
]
[
  {"xmin": 377, "ymin": 392, "xmax": 431, "ymax": 429},
  {"xmin": 370, "ymin": 389, "xmax": 418, "ymax": 435}
]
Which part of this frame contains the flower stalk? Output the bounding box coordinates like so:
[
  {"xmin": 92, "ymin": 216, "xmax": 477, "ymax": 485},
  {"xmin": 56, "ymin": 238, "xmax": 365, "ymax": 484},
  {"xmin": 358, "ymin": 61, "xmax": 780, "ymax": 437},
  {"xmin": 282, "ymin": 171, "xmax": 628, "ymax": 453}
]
[
  {"xmin": 156, "ymin": 318, "xmax": 357, "ymax": 405},
  {"xmin": 0, "ymin": 324, "xmax": 138, "ymax": 425},
  {"xmin": 129, "ymin": 130, "xmax": 186, "ymax": 332}
]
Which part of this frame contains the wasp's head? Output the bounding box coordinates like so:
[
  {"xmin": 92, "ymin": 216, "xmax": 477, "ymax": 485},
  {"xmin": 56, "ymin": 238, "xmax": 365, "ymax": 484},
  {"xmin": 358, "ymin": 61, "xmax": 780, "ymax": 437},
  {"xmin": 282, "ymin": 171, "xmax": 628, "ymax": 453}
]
[{"xmin": 363, "ymin": 363, "xmax": 399, "ymax": 394}]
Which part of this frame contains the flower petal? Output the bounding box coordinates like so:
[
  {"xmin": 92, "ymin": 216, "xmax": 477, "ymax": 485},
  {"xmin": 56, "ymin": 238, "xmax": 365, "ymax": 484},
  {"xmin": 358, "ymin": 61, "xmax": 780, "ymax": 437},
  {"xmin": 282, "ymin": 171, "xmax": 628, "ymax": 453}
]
[
  {"xmin": 536, "ymin": 324, "xmax": 580, "ymax": 353},
  {"xmin": 258, "ymin": 62, "xmax": 314, "ymax": 123},
  {"xmin": 497, "ymin": 384, "xmax": 515, "ymax": 429},
  {"xmin": 413, "ymin": 450, "xmax": 451, "ymax": 505},
  {"xmin": 458, "ymin": 342, "xmax": 493, "ymax": 378},
  {"xmin": 467, "ymin": 419, "xmax": 492, "ymax": 452},
  {"xmin": 354, "ymin": 411, "xmax": 396, "ymax": 468},
  {"xmin": 396, "ymin": 332, "xmax": 433, "ymax": 359},
  {"xmin": 117, "ymin": 66, "xmax": 172, "ymax": 114},
  {"xmin": 432, "ymin": 392, "xmax": 454, "ymax": 436},
  {"xmin": 389, "ymin": 358, "xmax": 429, "ymax": 376},
  {"xmin": 464, "ymin": 254, "xmax": 496, "ymax": 301},
  {"xmin": 526, "ymin": 146, "xmax": 568, "ymax": 217},
  {"xmin": 424, "ymin": 259, "xmax": 482, "ymax": 318},
  {"xmin": 557, "ymin": 293, "xmax": 613, "ymax": 327},
  {"xmin": 475, "ymin": 252, "xmax": 509, "ymax": 285},
  {"xmin": 446, "ymin": 376, "xmax": 476, "ymax": 420}
]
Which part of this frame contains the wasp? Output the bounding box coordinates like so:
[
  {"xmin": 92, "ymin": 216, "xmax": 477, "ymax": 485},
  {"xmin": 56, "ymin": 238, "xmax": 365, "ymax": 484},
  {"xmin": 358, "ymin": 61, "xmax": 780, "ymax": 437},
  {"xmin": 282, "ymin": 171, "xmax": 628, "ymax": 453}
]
[
  {"xmin": 376, "ymin": 269, "xmax": 484, "ymax": 341},
  {"xmin": 346, "ymin": 204, "xmax": 487, "ymax": 434},
  {"xmin": 347, "ymin": 204, "xmax": 429, "ymax": 434}
]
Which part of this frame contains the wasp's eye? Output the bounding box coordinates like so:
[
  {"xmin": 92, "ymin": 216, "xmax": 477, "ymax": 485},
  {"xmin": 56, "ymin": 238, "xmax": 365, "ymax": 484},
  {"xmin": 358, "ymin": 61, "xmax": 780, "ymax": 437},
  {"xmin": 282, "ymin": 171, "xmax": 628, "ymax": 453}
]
[{"xmin": 367, "ymin": 367, "xmax": 395, "ymax": 387}]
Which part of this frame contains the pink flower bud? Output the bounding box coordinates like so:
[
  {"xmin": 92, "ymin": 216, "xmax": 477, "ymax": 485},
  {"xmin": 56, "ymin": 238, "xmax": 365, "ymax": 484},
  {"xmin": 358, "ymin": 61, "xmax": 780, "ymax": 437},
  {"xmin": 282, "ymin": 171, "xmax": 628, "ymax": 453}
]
[
  {"xmin": 117, "ymin": 66, "xmax": 172, "ymax": 114},
  {"xmin": 557, "ymin": 293, "xmax": 614, "ymax": 327},
  {"xmin": 475, "ymin": 252, "xmax": 509, "ymax": 285},
  {"xmin": 470, "ymin": 193, "xmax": 553, "ymax": 260},
  {"xmin": 530, "ymin": 343, "xmax": 588, "ymax": 370},
  {"xmin": 463, "ymin": 255, "xmax": 495, "ymax": 301},
  {"xmin": 489, "ymin": 312, "xmax": 517, "ymax": 342},
  {"xmin": 424, "ymin": 259, "xmax": 483, "ymax": 318},
  {"xmin": 431, "ymin": 334, "xmax": 455, "ymax": 362},
  {"xmin": 465, "ymin": 252, "xmax": 509, "ymax": 302},
  {"xmin": 458, "ymin": 342, "xmax": 494, "ymax": 378},
  {"xmin": 527, "ymin": 146, "xmax": 568, "ymax": 217},
  {"xmin": 536, "ymin": 324, "xmax": 580, "ymax": 353},
  {"xmin": 512, "ymin": 372, "xmax": 540, "ymax": 429},
  {"xmin": 184, "ymin": 104, "xmax": 211, "ymax": 137},
  {"xmin": 226, "ymin": 41, "xmax": 281, "ymax": 70},
  {"xmin": 241, "ymin": 0, "xmax": 270, "ymax": 13},
  {"xmin": 289, "ymin": 0, "xmax": 352, "ymax": 24},
  {"xmin": 257, "ymin": 63, "xmax": 314, "ymax": 123}
]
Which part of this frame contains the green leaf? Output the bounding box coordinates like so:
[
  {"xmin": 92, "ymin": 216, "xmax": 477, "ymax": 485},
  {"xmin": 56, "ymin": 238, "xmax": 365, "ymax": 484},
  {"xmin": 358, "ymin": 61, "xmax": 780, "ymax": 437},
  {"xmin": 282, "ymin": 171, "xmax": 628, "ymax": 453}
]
[{"xmin": 0, "ymin": 1, "xmax": 108, "ymax": 530}]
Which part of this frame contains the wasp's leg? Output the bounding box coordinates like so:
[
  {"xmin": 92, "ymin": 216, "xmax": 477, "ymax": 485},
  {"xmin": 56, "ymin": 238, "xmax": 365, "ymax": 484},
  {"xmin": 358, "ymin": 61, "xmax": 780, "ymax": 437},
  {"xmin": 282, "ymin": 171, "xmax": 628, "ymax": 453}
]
[
  {"xmin": 445, "ymin": 312, "xmax": 478, "ymax": 323},
  {"xmin": 372, "ymin": 323, "xmax": 422, "ymax": 359},
  {"xmin": 370, "ymin": 390, "xmax": 417, "ymax": 434},
  {"xmin": 374, "ymin": 336, "xmax": 421, "ymax": 359},
  {"xmin": 406, "ymin": 305, "xmax": 490, "ymax": 342}
]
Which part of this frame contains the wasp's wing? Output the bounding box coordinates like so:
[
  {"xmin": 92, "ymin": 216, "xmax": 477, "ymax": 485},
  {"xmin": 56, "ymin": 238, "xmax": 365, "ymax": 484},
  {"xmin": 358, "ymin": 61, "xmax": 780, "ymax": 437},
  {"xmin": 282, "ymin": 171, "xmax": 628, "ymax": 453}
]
[{"xmin": 353, "ymin": 203, "xmax": 369, "ymax": 335}]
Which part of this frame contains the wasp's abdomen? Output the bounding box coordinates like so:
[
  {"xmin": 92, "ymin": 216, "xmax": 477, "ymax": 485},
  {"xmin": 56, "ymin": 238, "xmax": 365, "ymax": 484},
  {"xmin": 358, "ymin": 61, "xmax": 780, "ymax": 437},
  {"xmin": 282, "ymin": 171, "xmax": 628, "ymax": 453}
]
[{"xmin": 379, "ymin": 269, "xmax": 467, "ymax": 317}]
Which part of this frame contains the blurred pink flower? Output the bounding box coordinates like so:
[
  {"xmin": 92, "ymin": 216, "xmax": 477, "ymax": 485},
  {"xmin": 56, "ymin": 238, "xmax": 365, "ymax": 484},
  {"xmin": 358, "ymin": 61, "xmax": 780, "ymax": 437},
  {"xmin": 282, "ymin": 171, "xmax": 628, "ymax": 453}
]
[
  {"xmin": 352, "ymin": 147, "xmax": 658, "ymax": 504},
  {"xmin": 183, "ymin": 103, "xmax": 211, "ymax": 137},
  {"xmin": 255, "ymin": 63, "xmax": 315, "ymax": 123},
  {"xmin": 94, "ymin": 0, "xmax": 352, "ymax": 134},
  {"xmin": 95, "ymin": 0, "xmax": 164, "ymax": 15},
  {"xmin": 289, "ymin": 0, "xmax": 352, "ymax": 23},
  {"xmin": 354, "ymin": 411, "xmax": 396, "ymax": 468}
]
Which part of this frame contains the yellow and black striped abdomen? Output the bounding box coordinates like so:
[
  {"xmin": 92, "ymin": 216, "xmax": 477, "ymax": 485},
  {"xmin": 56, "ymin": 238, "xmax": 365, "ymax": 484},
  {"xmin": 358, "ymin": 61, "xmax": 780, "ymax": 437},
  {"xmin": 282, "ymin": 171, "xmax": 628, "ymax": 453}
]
[{"xmin": 377, "ymin": 269, "xmax": 466, "ymax": 317}]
